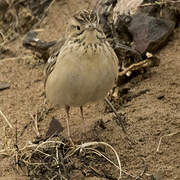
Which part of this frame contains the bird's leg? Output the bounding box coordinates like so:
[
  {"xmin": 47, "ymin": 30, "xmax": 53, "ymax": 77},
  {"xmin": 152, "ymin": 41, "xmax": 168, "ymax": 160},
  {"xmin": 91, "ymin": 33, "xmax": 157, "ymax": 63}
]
[
  {"xmin": 80, "ymin": 106, "xmax": 86, "ymax": 139},
  {"xmin": 104, "ymin": 97, "xmax": 126, "ymax": 133},
  {"xmin": 65, "ymin": 105, "xmax": 74, "ymax": 146}
]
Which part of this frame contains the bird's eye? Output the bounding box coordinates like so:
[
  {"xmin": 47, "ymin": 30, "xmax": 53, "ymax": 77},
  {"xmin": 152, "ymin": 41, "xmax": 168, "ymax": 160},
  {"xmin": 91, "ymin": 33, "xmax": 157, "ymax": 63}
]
[{"xmin": 76, "ymin": 26, "xmax": 81, "ymax": 30}]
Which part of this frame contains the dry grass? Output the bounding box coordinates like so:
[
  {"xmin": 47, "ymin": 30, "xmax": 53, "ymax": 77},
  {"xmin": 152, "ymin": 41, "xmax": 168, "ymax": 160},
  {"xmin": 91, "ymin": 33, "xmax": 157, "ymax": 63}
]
[{"xmin": 0, "ymin": 135, "xmax": 124, "ymax": 179}]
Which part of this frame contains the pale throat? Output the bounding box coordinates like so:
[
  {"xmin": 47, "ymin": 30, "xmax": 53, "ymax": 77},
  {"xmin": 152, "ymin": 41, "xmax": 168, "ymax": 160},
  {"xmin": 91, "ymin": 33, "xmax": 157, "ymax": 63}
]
[{"xmin": 83, "ymin": 30, "xmax": 100, "ymax": 44}]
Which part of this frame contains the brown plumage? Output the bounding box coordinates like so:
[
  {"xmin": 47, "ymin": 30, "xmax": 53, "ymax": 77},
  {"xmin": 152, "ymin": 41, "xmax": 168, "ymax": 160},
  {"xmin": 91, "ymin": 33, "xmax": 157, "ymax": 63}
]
[{"xmin": 44, "ymin": 10, "xmax": 119, "ymax": 142}]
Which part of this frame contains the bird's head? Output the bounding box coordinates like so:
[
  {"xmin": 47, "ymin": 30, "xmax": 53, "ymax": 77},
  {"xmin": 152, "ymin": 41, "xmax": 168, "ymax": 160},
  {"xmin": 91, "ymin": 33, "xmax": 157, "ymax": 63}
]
[{"xmin": 66, "ymin": 10, "xmax": 106, "ymax": 44}]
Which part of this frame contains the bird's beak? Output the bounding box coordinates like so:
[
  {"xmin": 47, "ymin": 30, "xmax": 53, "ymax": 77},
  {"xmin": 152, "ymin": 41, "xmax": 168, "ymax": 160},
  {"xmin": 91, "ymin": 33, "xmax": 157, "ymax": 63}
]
[
  {"xmin": 85, "ymin": 24, "xmax": 96, "ymax": 31},
  {"xmin": 87, "ymin": 26, "xmax": 96, "ymax": 31}
]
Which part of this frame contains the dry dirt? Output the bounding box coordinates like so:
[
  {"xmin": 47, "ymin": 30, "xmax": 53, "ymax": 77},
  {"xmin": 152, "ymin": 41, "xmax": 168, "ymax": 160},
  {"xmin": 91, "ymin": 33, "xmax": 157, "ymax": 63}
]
[{"xmin": 0, "ymin": 0, "xmax": 180, "ymax": 180}]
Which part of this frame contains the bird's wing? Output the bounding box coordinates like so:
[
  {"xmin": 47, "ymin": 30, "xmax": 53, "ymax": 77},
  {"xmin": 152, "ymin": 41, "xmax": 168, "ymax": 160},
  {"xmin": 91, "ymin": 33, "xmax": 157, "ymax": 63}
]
[
  {"xmin": 44, "ymin": 51, "xmax": 59, "ymax": 88},
  {"xmin": 44, "ymin": 37, "xmax": 66, "ymax": 88}
]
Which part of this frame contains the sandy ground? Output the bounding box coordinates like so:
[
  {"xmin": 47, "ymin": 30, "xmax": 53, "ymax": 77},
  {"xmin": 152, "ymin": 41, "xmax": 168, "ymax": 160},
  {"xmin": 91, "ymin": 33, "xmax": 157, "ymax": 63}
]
[{"xmin": 0, "ymin": 0, "xmax": 180, "ymax": 179}]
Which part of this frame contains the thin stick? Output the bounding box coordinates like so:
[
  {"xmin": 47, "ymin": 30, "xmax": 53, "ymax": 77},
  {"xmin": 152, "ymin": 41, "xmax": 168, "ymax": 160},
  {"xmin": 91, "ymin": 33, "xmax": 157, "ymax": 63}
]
[
  {"xmin": 34, "ymin": 140, "xmax": 64, "ymax": 152},
  {"xmin": 34, "ymin": 114, "xmax": 40, "ymax": 137},
  {"xmin": 104, "ymin": 97, "xmax": 126, "ymax": 133},
  {"xmin": 56, "ymin": 145, "xmax": 62, "ymax": 177},
  {"xmin": 0, "ymin": 31, "xmax": 5, "ymax": 41},
  {"xmin": 156, "ymin": 131, "xmax": 180, "ymax": 152},
  {"xmin": 15, "ymin": 119, "xmax": 18, "ymax": 145},
  {"xmin": 156, "ymin": 136, "xmax": 163, "ymax": 152},
  {"xmin": 59, "ymin": 149, "xmax": 69, "ymax": 179},
  {"xmin": 119, "ymin": 60, "xmax": 150, "ymax": 76},
  {"xmin": 33, "ymin": 0, "xmax": 56, "ymax": 28},
  {"xmin": 0, "ymin": 109, "xmax": 13, "ymax": 128}
]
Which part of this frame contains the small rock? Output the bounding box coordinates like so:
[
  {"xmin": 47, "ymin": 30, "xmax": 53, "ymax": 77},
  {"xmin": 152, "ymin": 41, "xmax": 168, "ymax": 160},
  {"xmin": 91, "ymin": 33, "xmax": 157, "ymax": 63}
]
[
  {"xmin": 157, "ymin": 94, "xmax": 165, "ymax": 100},
  {"xmin": 23, "ymin": 30, "xmax": 57, "ymax": 61},
  {"xmin": 139, "ymin": 0, "xmax": 180, "ymax": 25},
  {"xmin": 0, "ymin": 81, "xmax": 10, "ymax": 90},
  {"xmin": 128, "ymin": 13, "xmax": 175, "ymax": 54}
]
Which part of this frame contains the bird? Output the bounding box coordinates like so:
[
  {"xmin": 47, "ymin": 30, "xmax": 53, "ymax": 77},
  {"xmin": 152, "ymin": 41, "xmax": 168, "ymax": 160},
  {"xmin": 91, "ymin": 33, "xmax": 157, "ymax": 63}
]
[{"xmin": 44, "ymin": 10, "xmax": 119, "ymax": 143}]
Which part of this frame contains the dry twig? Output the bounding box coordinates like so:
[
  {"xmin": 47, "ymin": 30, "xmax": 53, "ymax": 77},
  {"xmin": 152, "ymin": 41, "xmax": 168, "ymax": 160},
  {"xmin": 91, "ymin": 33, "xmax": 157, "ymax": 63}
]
[
  {"xmin": 119, "ymin": 59, "xmax": 150, "ymax": 77},
  {"xmin": 34, "ymin": 0, "xmax": 57, "ymax": 28},
  {"xmin": 30, "ymin": 113, "xmax": 40, "ymax": 137},
  {"xmin": 156, "ymin": 131, "xmax": 180, "ymax": 152},
  {"xmin": 105, "ymin": 97, "xmax": 126, "ymax": 133},
  {"xmin": 0, "ymin": 31, "xmax": 5, "ymax": 42},
  {"xmin": 0, "ymin": 109, "xmax": 13, "ymax": 129}
]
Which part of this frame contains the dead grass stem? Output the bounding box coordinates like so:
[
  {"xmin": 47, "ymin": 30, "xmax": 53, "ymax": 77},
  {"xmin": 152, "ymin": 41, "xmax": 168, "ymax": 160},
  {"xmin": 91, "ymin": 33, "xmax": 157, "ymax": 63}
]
[{"xmin": 0, "ymin": 109, "xmax": 13, "ymax": 129}]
